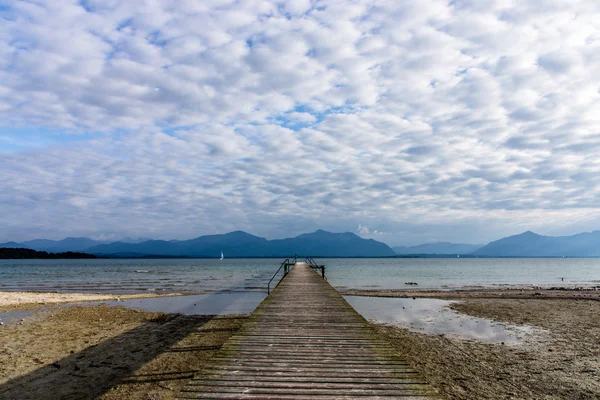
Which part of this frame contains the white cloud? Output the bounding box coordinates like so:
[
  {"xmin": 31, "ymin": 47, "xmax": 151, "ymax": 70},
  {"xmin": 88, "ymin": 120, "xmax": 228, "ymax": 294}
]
[
  {"xmin": 1, "ymin": 0, "xmax": 600, "ymax": 245},
  {"xmin": 357, "ymin": 224, "xmax": 370, "ymax": 237},
  {"xmin": 357, "ymin": 224, "xmax": 384, "ymax": 238}
]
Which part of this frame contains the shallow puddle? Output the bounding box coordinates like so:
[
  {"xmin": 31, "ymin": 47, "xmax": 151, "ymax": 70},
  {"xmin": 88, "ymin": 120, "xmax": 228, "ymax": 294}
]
[
  {"xmin": 345, "ymin": 296, "xmax": 540, "ymax": 344},
  {"xmin": 0, "ymin": 309, "xmax": 34, "ymax": 325},
  {"xmin": 0, "ymin": 292, "xmax": 267, "ymax": 326},
  {"xmin": 101, "ymin": 292, "xmax": 267, "ymax": 315}
]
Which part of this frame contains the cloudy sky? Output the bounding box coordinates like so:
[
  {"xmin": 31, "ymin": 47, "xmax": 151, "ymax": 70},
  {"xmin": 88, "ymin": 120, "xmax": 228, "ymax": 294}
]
[{"xmin": 1, "ymin": 0, "xmax": 600, "ymax": 246}]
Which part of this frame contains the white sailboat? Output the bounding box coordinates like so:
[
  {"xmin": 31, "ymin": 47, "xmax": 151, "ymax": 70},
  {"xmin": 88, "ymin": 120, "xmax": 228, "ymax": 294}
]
[{"xmin": 220, "ymin": 251, "xmax": 224, "ymax": 260}]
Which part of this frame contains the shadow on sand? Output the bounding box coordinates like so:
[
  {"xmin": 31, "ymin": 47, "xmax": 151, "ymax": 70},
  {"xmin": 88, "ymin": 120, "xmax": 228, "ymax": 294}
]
[{"xmin": 0, "ymin": 314, "xmax": 228, "ymax": 400}]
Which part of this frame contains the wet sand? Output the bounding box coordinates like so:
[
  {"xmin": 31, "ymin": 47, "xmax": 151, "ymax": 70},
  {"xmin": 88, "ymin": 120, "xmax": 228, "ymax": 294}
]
[
  {"xmin": 0, "ymin": 305, "xmax": 246, "ymax": 399},
  {"xmin": 0, "ymin": 291, "xmax": 181, "ymax": 312},
  {"xmin": 360, "ymin": 289, "xmax": 600, "ymax": 399},
  {"xmin": 340, "ymin": 287, "xmax": 600, "ymax": 301}
]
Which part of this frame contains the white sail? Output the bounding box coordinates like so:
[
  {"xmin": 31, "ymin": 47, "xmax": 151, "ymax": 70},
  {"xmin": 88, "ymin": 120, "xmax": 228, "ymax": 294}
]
[{"xmin": 220, "ymin": 251, "xmax": 224, "ymax": 260}]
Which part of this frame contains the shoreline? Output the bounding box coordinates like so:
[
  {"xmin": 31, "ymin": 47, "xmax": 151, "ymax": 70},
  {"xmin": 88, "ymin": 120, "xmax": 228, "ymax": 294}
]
[
  {"xmin": 0, "ymin": 291, "xmax": 184, "ymax": 312},
  {"xmin": 3, "ymin": 286, "xmax": 600, "ymax": 312},
  {"xmin": 340, "ymin": 286, "xmax": 600, "ymax": 301}
]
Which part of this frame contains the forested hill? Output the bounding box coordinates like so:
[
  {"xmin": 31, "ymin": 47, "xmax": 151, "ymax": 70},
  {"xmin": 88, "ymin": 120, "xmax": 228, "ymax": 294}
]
[{"xmin": 0, "ymin": 248, "xmax": 97, "ymax": 259}]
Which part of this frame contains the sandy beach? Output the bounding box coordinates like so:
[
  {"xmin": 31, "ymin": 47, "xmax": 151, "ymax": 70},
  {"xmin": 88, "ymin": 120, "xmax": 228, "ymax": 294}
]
[
  {"xmin": 1, "ymin": 289, "xmax": 599, "ymax": 399},
  {"xmin": 0, "ymin": 291, "xmax": 182, "ymax": 312},
  {"xmin": 360, "ymin": 289, "xmax": 600, "ymax": 399},
  {"xmin": 373, "ymin": 297, "xmax": 600, "ymax": 399},
  {"xmin": 0, "ymin": 303, "xmax": 246, "ymax": 400}
]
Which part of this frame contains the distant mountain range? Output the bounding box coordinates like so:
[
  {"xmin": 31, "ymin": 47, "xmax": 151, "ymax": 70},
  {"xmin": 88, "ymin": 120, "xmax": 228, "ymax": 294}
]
[
  {"xmin": 86, "ymin": 230, "xmax": 395, "ymax": 257},
  {"xmin": 1, "ymin": 230, "xmax": 395, "ymax": 257},
  {"xmin": 472, "ymin": 230, "xmax": 600, "ymax": 257},
  {"xmin": 393, "ymin": 242, "xmax": 483, "ymax": 255},
  {"xmin": 3, "ymin": 229, "xmax": 600, "ymax": 257},
  {"xmin": 0, "ymin": 237, "xmax": 106, "ymax": 253}
]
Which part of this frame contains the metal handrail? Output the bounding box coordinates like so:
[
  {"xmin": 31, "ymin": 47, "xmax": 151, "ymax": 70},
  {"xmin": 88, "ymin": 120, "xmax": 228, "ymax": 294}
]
[
  {"xmin": 305, "ymin": 257, "xmax": 326, "ymax": 279},
  {"xmin": 267, "ymin": 258, "xmax": 295, "ymax": 294}
]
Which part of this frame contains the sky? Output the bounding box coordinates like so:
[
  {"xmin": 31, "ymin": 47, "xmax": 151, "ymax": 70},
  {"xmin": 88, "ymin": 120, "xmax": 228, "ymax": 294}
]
[{"xmin": 1, "ymin": 0, "xmax": 600, "ymax": 246}]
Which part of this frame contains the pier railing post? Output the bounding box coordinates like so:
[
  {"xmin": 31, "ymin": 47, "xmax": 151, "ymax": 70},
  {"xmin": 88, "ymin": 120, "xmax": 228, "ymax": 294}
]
[{"xmin": 267, "ymin": 258, "xmax": 292, "ymax": 294}]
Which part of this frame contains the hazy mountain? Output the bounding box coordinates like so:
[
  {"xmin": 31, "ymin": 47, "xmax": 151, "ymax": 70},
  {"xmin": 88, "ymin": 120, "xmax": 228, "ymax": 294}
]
[
  {"xmin": 20, "ymin": 239, "xmax": 57, "ymax": 250},
  {"xmin": 472, "ymin": 231, "xmax": 600, "ymax": 257},
  {"xmin": 50, "ymin": 237, "xmax": 106, "ymax": 252},
  {"xmin": 119, "ymin": 237, "xmax": 153, "ymax": 244},
  {"xmin": 3, "ymin": 237, "xmax": 106, "ymax": 252},
  {"xmin": 392, "ymin": 246, "xmax": 407, "ymax": 253},
  {"xmin": 86, "ymin": 239, "xmax": 181, "ymax": 256},
  {"xmin": 393, "ymin": 242, "xmax": 483, "ymax": 255},
  {"xmin": 86, "ymin": 230, "xmax": 395, "ymax": 257},
  {"xmin": 0, "ymin": 241, "xmax": 21, "ymax": 248}
]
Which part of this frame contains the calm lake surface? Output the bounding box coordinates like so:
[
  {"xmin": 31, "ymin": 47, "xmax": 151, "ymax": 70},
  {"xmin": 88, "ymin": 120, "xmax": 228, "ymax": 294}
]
[{"xmin": 1, "ymin": 257, "xmax": 599, "ymax": 294}]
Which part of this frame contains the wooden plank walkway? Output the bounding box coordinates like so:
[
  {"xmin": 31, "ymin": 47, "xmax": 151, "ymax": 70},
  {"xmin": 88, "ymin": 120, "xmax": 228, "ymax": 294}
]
[{"xmin": 179, "ymin": 262, "xmax": 436, "ymax": 399}]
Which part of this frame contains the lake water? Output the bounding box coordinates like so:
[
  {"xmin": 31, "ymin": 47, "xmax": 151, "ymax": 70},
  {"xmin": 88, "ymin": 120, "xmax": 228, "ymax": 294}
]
[{"xmin": 1, "ymin": 257, "xmax": 599, "ymax": 294}]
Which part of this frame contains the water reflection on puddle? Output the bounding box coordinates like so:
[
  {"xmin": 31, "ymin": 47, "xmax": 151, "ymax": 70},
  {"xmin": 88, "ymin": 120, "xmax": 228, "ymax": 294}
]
[
  {"xmin": 0, "ymin": 309, "xmax": 33, "ymax": 325},
  {"xmin": 0, "ymin": 292, "xmax": 267, "ymax": 326},
  {"xmin": 345, "ymin": 296, "xmax": 540, "ymax": 345},
  {"xmin": 98, "ymin": 292, "xmax": 267, "ymax": 315}
]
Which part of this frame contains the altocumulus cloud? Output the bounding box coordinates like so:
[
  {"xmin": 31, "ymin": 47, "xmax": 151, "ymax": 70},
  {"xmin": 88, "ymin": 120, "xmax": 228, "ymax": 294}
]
[{"xmin": 1, "ymin": 0, "xmax": 600, "ymax": 245}]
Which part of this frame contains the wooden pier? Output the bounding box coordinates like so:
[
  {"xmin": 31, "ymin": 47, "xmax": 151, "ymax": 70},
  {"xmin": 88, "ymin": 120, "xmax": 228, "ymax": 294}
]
[{"xmin": 179, "ymin": 262, "xmax": 436, "ymax": 399}]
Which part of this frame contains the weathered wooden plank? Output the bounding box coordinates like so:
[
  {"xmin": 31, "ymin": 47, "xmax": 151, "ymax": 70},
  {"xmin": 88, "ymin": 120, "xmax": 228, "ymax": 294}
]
[
  {"xmin": 180, "ymin": 262, "xmax": 437, "ymax": 399},
  {"xmin": 186, "ymin": 381, "xmax": 430, "ymax": 391},
  {"xmin": 195, "ymin": 367, "xmax": 422, "ymax": 377},
  {"xmin": 190, "ymin": 377, "xmax": 428, "ymax": 384},
  {"xmin": 182, "ymin": 387, "xmax": 429, "ymax": 396},
  {"xmin": 177, "ymin": 394, "xmax": 429, "ymax": 400}
]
